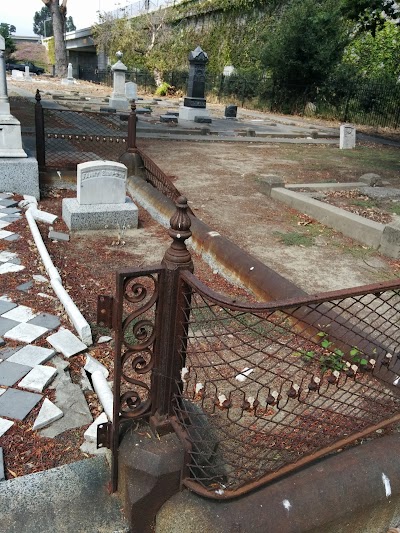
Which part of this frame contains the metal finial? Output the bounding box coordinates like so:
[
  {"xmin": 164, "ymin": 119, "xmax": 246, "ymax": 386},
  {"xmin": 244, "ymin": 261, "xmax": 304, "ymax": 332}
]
[
  {"xmin": 116, "ymin": 50, "xmax": 123, "ymax": 59},
  {"xmin": 162, "ymin": 196, "xmax": 193, "ymax": 269}
]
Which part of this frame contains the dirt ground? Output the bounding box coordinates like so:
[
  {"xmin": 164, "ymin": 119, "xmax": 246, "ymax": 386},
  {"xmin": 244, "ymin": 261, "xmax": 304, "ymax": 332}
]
[{"xmin": 138, "ymin": 139, "xmax": 400, "ymax": 293}]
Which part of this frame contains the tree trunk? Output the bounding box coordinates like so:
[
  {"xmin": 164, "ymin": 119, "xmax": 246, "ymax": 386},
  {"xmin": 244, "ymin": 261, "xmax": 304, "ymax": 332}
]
[
  {"xmin": 42, "ymin": 0, "xmax": 68, "ymax": 77},
  {"xmin": 153, "ymin": 68, "xmax": 163, "ymax": 87}
]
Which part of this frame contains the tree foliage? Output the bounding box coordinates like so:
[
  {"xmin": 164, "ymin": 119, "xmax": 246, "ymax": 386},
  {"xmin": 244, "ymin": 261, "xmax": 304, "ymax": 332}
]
[
  {"xmin": 343, "ymin": 20, "xmax": 400, "ymax": 79},
  {"xmin": 261, "ymin": 0, "xmax": 348, "ymax": 94},
  {"xmin": 0, "ymin": 23, "xmax": 17, "ymax": 59},
  {"xmin": 33, "ymin": 6, "xmax": 75, "ymax": 37},
  {"xmin": 340, "ymin": 0, "xmax": 400, "ymax": 37}
]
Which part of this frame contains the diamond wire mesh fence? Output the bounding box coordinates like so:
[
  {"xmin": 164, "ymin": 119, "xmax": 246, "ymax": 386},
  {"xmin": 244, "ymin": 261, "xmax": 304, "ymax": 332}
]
[
  {"xmin": 43, "ymin": 108, "xmax": 129, "ymax": 169},
  {"xmin": 173, "ymin": 272, "xmax": 400, "ymax": 498}
]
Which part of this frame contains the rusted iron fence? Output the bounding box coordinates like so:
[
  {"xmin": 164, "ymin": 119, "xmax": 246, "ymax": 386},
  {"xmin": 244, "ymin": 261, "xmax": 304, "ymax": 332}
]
[
  {"xmin": 99, "ymin": 196, "xmax": 400, "ymax": 499},
  {"xmin": 35, "ymin": 90, "xmax": 129, "ymax": 171}
]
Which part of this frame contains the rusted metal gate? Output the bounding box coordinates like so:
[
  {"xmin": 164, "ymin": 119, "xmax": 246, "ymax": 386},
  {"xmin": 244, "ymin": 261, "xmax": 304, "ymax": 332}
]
[{"xmin": 98, "ymin": 196, "xmax": 400, "ymax": 499}]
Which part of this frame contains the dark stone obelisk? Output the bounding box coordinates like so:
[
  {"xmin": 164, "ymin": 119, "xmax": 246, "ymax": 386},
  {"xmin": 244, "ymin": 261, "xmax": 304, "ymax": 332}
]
[{"xmin": 184, "ymin": 46, "xmax": 208, "ymax": 109}]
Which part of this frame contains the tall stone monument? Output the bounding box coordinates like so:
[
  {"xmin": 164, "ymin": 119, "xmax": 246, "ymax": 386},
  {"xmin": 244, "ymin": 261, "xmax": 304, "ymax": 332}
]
[
  {"xmin": 0, "ymin": 36, "xmax": 39, "ymax": 198},
  {"xmin": 61, "ymin": 63, "xmax": 75, "ymax": 86},
  {"xmin": 109, "ymin": 52, "xmax": 130, "ymax": 112},
  {"xmin": 179, "ymin": 46, "xmax": 211, "ymax": 122}
]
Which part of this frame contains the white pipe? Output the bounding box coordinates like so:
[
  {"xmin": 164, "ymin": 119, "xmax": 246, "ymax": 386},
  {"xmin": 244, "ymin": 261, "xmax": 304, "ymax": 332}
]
[
  {"xmin": 91, "ymin": 370, "xmax": 113, "ymax": 420},
  {"xmin": 25, "ymin": 207, "xmax": 93, "ymax": 345}
]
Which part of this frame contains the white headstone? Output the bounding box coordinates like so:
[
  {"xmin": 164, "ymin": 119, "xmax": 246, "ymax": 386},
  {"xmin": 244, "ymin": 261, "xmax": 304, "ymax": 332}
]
[
  {"xmin": 340, "ymin": 124, "xmax": 356, "ymax": 149},
  {"xmin": 24, "ymin": 65, "xmax": 30, "ymax": 78},
  {"xmin": 223, "ymin": 65, "xmax": 235, "ymax": 76},
  {"xmin": 0, "ymin": 36, "xmax": 10, "ymax": 115},
  {"xmin": 77, "ymin": 160, "xmax": 127, "ymax": 205},
  {"xmin": 0, "ymin": 36, "xmax": 4, "ymax": 51},
  {"xmin": 12, "ymin": 70, "xmax": 24, "ymax": 80},
  {"xmin": 125, "ymin": 81, "xmax": 137, "ymax": 101},
  {"xmin": 67, "ymin": 62, "xmax": 73, "ymax": 79}
]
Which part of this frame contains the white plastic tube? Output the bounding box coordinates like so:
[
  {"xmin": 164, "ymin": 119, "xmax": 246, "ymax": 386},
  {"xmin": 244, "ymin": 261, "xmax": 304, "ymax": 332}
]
[
  {"xmin": 91, "ymin": 370, "xmax": 113, "ymax": 420},
  {"xmin": 26, "ymin": 206, "xmax": 93, "ymax": 345}
]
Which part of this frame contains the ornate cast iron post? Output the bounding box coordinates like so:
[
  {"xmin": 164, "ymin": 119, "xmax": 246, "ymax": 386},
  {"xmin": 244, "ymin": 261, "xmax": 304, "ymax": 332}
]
[
  {"xmin": 127, "ymin": 100, "xmax": 137, "ymax": 153},
  {"xmin": 35, "ymin": 89, "xmax": 45, "ymax": 170},
  {"xmin": 150, "ymin": 196, "xmax": 194, "ymax": 435}
]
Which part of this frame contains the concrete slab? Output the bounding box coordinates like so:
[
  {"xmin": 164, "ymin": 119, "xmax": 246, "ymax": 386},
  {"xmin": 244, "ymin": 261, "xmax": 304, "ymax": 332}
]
[
  {"xmin": 39, "ymin": 380, "xmax": 92, "ymax": 437},
  {"xmin": 0, "ymin": 417, "xmax": 14, "ymax": 437},
  {"xmin": 18, "ymin": 365, "xmax": 57, "ymax": 393},
  {"xmin": 4, "ymin": 233, "xmax": 19, "ymax": 241},
  {"xmin": 2, "ymin": 305, "xmax": 37, "ymax": 323},
  {"xmin": 32, "ymin": 398, "xmax": 63, "ymax": 430},
  {"xmin": 8, "ymin": 345, "xmax": 55, "ymax": 367},
  {"xmin": 0, "ymin": 360, "xmax": 31, "ymax": 386},
  {"xmin": 0, "ymin": 388, "xmax": 42, "ymax": 420},
  {"xmin": 47, "ymin": 329, "xmax": 87, "ymax": 358},
  {"xmin": 4, "ymin": 323, "xmax": 49, "ymax": 343}
]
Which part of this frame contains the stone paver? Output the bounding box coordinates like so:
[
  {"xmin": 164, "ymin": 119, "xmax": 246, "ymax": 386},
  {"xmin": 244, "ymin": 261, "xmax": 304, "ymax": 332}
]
[
  {"xmin": 2, "ymin": 305, "xmax": 36, "ymax": 323},
  {"xmin": 0, "ymin": 251, "xmax": 18, "ymax": 262},
  {"xmin": 0, "ymin": 300, "xmax": 17, "ymax": 315},
  {"xmin": 0, "ymin": 263, "xmax": 24, "ymax": 275},
  {"xmin": 0, "ymin": 231, "xmax": 15, "ymax": 240},
  {"xmin": 0, "ymin": 347, "xmax": 21, "ymax": 360},
  {"xmin": 47, "ymin": 329, "xmax": 87, "ymax": 358},
  {"xmin": 0, "ymin": 388, "xmax": 42, "ymax": 420},
  {"xmin": 0, "ymin": 447, "xmax": 4, "ymax": 481},
  {"xmin": 18, "ymin": 365, "xmax": 57, "ymax": 393},
  {"xmin": 16, "ymin": 281, "xmax": 33, "ymax": 292},
  {"xmin": 4, "ymin": 323, "xmax": 48, "ymax": 343},
  {"xmin": 28, "ymin": 313, "xmax": 60, "ymax": 331},
  {"xmin": 0, "ymin": 317, "xmax": 19, "ymax": 336},
  {"xmin": 0, "ymin": 417, "xmax": 14, "ymax": 437},
  {"xmin": 7, "ymin": 345, "xmax": 55, "ymax": 367},
  {"xmin": 0, "ymin": 388, "xmax": 6, "ymax": 396},
  {"xmin": 0, "ymin": 361, "xmax": 31, "ymax": 386},
  {"xmin": 33, "ymin": 398, "xmax": 63, "ymax": 431}
]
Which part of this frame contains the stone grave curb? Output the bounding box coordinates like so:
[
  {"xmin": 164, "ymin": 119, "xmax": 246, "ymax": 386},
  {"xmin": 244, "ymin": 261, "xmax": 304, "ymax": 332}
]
[{"xmin": 0, "ymin": 456, "xmax": 129, "ymax": 533}]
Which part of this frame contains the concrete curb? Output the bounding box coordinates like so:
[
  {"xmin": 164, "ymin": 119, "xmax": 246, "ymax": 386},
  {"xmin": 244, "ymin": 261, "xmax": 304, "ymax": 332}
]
[
  {"xmin": 156, "ymin": 433, "xmax": 400, "ymax": 533},
  {"xmin": 269, "ymin": 186, "xmax": 400, "ymax": 258},
  {"xmin": 0, "ymin": 456, "xmax": 129, "ymax": 533}
]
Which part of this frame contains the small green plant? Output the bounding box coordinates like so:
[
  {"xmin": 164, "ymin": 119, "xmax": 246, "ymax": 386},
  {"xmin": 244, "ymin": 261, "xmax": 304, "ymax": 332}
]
[
  {"xmin": 273, "ymin": 231, "xmax": 314, "ymax": 247},
  {"xmin": 390, "ymin": 204, "xmax": 400, "ymax": 216},
  {"xmin": 155, "ymin": 82, "xmax": 171, "ymax": 96},
  {"xmin": 294, "ymin": 331, "xmax": 369, "ymax": 372}
]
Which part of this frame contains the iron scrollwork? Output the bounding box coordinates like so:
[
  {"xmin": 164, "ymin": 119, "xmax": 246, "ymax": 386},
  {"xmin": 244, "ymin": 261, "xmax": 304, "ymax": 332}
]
[{"xmin": 118, "ymin": 273, "xmax": 159, "ymax": 419}]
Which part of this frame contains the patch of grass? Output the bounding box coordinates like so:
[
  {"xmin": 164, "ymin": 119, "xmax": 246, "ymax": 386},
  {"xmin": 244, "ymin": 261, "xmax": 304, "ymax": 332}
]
[
  {"xmin": 273, "ymin": 231, "xmax": 314, "ymax": 247},
  {"xmin": 390, "ymin": 204, "xmax": 400, "ymax": 216},
  {"xmin": 350, "ymin": 199, "xmax": 377, "ymax": 208}
]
